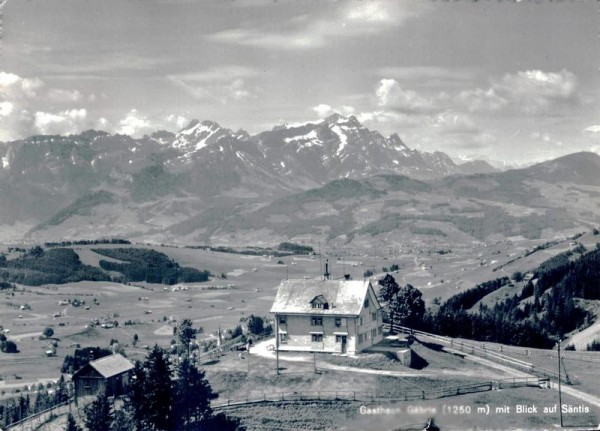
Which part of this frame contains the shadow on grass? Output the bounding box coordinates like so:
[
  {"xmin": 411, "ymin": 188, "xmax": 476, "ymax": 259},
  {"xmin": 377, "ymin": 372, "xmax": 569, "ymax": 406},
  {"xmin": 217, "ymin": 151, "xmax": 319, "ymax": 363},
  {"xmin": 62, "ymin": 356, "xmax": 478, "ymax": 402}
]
[
  {"xmin": 202, "ymin": 359, "xmax": 220, "ymax": 366},
  {"xmin": 409, "ymin": 350, "xmax": 429, "ymax": 370},
  {"xmin": 416, "ymin": 339, "xmax": 466, "ymax": 359},
  {"xmin": 417, "ymin": 340, "xmax": 445, "ymax": 351}
]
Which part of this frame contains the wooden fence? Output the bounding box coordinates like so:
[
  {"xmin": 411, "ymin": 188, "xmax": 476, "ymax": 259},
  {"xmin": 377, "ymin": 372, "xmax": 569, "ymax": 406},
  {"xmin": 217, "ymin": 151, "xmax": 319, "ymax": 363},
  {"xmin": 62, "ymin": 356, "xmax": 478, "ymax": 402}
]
[
  {"xmin": 212, "ymin": 377, "xmax": 546, "ymax": 411},
  {"xmin": 4, "ymin": 400, "xmax": 71, "ymax": 430},
  {"xmin": 390, "ymin": 325, "xmax": 577, "ymax": 383}
]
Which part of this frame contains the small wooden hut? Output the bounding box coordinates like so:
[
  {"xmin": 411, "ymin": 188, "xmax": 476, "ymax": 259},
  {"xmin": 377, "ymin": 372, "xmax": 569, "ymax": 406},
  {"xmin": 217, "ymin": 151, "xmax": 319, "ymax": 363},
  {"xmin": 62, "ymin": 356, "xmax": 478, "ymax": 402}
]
[{"xmin": 72, "ymin": 354, "xmax": 134, "ymax": 402}]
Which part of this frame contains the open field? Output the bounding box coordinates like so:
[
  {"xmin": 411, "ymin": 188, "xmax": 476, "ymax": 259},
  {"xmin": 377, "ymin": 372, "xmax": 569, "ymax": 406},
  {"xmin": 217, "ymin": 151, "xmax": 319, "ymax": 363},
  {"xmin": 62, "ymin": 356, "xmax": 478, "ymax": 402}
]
[
  {"xmin": 2, "ymin": 238, "xmax": 600, "ymax": 430},
  {"xmin": 1, "ymin": 235, "xmax": 598, "ymax": 388}
]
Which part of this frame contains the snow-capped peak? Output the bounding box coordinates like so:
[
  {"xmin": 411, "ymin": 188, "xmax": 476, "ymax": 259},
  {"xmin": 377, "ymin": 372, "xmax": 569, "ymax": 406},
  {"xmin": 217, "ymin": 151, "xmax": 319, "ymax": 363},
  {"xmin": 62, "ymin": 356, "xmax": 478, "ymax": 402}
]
[{"xmin": 172, "ymin": 120, "xmax": 229, "ymax": 152}]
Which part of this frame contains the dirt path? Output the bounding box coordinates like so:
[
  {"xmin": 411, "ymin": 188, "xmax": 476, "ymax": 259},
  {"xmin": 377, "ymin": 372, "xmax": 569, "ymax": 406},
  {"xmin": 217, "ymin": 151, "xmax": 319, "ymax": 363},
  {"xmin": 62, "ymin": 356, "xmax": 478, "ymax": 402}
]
[
  {"xmin": 567, "ymin": 320, "xmax": 600, "ymax": 350},
  {"xmin": 251, "ymin": 338, "xmax": 529, "ymax": 379},
  {"xmin": 559, "ymin": 384, "xmax": 600, "ymax": 410},
  {"xmin": 442, "ymin": 347, "xmax": 531, "ymax": 378},
  {"xmin": 7, "ymin": 331, "xmax": 42, "ymax": 341}
]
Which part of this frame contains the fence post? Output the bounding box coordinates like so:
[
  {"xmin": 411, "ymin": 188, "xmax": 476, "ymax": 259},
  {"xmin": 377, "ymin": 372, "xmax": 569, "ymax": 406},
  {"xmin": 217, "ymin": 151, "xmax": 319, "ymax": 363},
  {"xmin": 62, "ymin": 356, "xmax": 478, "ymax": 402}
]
[
  {"xmin": 353, "ymin": 391, "xmax": 356, "ymax": 401},
  {"xmin": 422, "ymin": 390, "xmax": 425, "ymax": 400}
]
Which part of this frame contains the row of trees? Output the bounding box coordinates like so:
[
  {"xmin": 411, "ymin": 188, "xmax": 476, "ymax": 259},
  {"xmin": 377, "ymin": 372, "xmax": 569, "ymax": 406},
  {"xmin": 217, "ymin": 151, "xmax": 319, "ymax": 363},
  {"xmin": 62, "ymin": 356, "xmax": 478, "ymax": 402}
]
[
  {"xmin": 70, "ymin": 346, "xmax": 242, "ymax": 431},
  {"xmin": 377, "ymin": 274, "xmax": 425, "ymax": 330},
  {"xmin": 0, "ymin": 376, "xmax": 69, "ymax": 428}
]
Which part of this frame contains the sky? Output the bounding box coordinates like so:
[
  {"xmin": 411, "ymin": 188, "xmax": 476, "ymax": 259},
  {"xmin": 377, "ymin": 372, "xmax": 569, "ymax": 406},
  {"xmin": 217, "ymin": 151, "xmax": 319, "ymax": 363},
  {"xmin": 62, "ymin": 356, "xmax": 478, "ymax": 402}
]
[{"xmin": 0, "ymin": 0, "xmax": 599, "ymax": 166}]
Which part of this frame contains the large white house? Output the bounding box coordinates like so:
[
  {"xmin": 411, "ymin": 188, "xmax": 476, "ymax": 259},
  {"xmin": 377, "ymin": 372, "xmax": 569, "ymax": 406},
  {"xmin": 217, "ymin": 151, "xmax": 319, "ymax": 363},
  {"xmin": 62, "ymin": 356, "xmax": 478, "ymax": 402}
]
[{"xmin": 270, "ymin": 278, "xmax": 383, "ymax": 354}]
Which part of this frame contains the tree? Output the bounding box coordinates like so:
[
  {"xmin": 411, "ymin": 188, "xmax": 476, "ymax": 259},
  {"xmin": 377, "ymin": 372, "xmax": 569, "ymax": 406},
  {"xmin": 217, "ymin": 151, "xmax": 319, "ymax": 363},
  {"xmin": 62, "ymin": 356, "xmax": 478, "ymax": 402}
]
[
  {"xmin": 389, "ymin": 284, "xmax": 425, "ymax": 330},
  {"xmin": 111, "ymin": 407, "xmax": 136, "ymax": 431},
  {"xmin": 247, "ymin": 315, "xmax": 264, "ymax": 335},
  {"xmin": 177, "ymin": 318, "xmax": 196, "ymax": 355},
  {"xmin": 128, "ymin": 361, "xmax": 147, "ymax": 431},
  {"xmin": 203, "ymin": 413, "xmax": 246, "ymax": 431},
  {"xmin": 54, "ymin": 375, "xmax": 69, "ymax": 404},
  {"xmin": 83, "ymin": 392, "xmax": 113, "ymax": 431},
  {"xmin": 43, "ymin": 327, "xmax": 54, "ymax": 338},
  {"xmin": 139, "ymin": 345, "xmax": 175, "ymax": 431},
  {"xmin": 378, "ymin": 274, "xmax": 400, "ymax": 303},
  {"xmin": 512, "ymin": 271, "xmax": 524, "ymax": 282},
  {"xmin": 174, "ymin": 357, "xmax": 213, "ymax": 430},
  {"xmin": 65, "ymin": 413, "xmax": 82, "ymax": 431}
]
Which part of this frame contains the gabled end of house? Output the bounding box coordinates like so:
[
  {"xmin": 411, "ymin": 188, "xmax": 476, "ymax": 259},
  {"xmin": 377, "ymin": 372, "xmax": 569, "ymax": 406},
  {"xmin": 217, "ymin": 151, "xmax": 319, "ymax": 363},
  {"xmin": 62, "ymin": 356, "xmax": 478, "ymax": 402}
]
[{"xmin": 270, "ymin": 278, "xmax": 383, "ymax": 354}]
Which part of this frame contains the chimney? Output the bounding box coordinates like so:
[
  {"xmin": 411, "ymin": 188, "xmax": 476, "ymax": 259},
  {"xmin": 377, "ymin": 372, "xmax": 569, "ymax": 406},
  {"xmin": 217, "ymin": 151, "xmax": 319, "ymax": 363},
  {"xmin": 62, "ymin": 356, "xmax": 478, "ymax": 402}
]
[{"xmin": 324, "ymin": 259, "xmax": 330, "ymax": 280}]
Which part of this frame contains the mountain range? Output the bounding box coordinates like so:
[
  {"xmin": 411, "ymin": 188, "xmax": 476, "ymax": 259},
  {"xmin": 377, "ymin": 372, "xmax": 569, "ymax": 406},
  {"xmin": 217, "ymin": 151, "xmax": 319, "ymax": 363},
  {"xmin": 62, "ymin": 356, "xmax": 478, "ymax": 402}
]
[{"xmin": 0, "ymin": 114, "xmax": 599, "ymax": 247}]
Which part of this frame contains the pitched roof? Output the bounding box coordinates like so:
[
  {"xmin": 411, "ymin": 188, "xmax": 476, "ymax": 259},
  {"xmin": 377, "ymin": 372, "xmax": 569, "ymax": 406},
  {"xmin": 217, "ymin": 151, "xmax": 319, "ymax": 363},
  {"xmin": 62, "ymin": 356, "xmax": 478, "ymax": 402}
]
[
  {"xmin": 270, "ymin": 279, "xmax": 376, "ymax": 316},
  {"xmin": 89, "ymin": 354, "xmax": 134, "ymax": 378}
]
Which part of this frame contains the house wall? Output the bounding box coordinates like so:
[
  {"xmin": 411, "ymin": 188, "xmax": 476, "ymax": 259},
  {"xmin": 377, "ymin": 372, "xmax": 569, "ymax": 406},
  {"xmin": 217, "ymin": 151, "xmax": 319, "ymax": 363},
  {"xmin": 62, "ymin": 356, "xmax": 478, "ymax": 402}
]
[
  {"xmin": 354, "ymin": 286, "xmax": 384, "ymax": 351},
  {"xmin": 74, "ymin": 367, "xmax": 106, "ymax": 399},
  {"xmin": 74, "ymin": 367, "xmax": 131, "ymax": 399},
  {"xmin": 273, "ymin": 282, "xmax": 384, "ymax": 355},
  {"xmin": 277, "ymin": 314, "xmax": 361, "ymax": 354}
]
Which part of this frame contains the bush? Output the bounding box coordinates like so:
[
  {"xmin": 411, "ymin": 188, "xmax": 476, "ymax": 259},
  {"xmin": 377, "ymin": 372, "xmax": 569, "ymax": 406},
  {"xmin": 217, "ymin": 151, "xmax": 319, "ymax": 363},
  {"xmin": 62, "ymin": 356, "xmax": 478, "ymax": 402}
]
[
  {"xmin": 1, "ymin": 340, "xmax": 18, "ymax": 353},
  {"xmin": 247, "ymin": 315, "xmax": 264, "ymax": 335}
]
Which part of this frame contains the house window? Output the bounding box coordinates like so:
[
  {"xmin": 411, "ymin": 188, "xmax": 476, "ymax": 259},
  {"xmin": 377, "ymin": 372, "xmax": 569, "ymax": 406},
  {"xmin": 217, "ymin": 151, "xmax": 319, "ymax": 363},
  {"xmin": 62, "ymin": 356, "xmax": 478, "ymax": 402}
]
[
  {"xmin": 279, "ymin": 316, "xmax": 286, "ymax": 324},
  {"xmin": 372, "ymin": 312, "xmax": 377, "ymax": 322},
  {"xmin": 371, "ymin": 328, "xmax": 377, "ymax": 339},
  {"xmin": 279, "ymin": 333, "xmax": 287, "ymax": 343},
  {"xmin": 312, "ymin": 302, "xmax": 323, "ymax": 309},
  {"xmin": 335, "ymin": 335, "xmax": 342, "ymax": 343},
  {"xmin": 335, "ymin": 318, "xmax": 341, "ymax": 327},
  {"xmin": 311, "ymin": 334, "xmax": 323, "ymax": 342},
  {"xmin": 311, "ymin": 317, "xmax": 323, "ymax": 326},
  {"xmin": 364, "ymin": 298, "xmax": 370, "ymax": 308},
  {"xmin": 359, "ymin": 317, "xmax": 363, "ymax": 326},
  {"xmin": 378, "ymin": 326, "xmax": 383, "ymax": 335}
]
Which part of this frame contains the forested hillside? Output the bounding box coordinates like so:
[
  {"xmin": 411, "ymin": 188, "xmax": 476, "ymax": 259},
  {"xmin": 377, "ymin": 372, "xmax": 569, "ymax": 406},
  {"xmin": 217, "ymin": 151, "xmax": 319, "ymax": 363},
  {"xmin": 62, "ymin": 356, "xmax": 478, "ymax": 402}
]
[
  {"xmin": 423, "ymin": 246, "xmax": 600, "ymax": 348},
  {"xmin": 93, "ymin": 248, "xmax": 210, "ymax": 284},
  {"xmin": 0, "ymin": 246, "xmax": 211, "ymax": 286},
  {"xmin": 0, "ymin": 247, "xmax": 109, "ymax": 285}
]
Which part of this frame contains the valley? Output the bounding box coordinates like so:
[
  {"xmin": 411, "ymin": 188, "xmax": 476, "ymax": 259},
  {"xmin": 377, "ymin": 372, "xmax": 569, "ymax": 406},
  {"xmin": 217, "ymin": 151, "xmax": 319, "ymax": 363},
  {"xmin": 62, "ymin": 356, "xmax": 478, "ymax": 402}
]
[
  {"xmin": 2, "ymin": 119, "xmax": 600, "ymax": 430},
  {"xmin": 1, "ymin": 227, "xmax": 600, "ymax": 429}
]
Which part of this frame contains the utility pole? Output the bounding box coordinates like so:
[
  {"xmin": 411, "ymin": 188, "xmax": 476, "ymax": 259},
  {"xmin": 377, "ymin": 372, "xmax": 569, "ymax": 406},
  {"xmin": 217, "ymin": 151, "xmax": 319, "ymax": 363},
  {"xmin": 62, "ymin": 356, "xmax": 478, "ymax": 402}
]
[
  {"xmin": 319, "ymin": 242, "xmax": 322, "ymax": 280},
  {"xmin": 557, "ymin": 339, "xmax": 564, "ymax": 428},
  {"xmin": 275, "ymin": 316, "xmax": 280, "ymax": 375}
]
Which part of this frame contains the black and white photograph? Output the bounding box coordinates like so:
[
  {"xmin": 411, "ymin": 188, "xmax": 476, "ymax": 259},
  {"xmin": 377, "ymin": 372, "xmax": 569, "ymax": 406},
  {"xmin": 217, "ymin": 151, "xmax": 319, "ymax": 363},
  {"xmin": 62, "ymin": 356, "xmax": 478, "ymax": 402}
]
[{"xmin": 1, "ymin": 0, "xmax": 600, "ymax": 430}]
